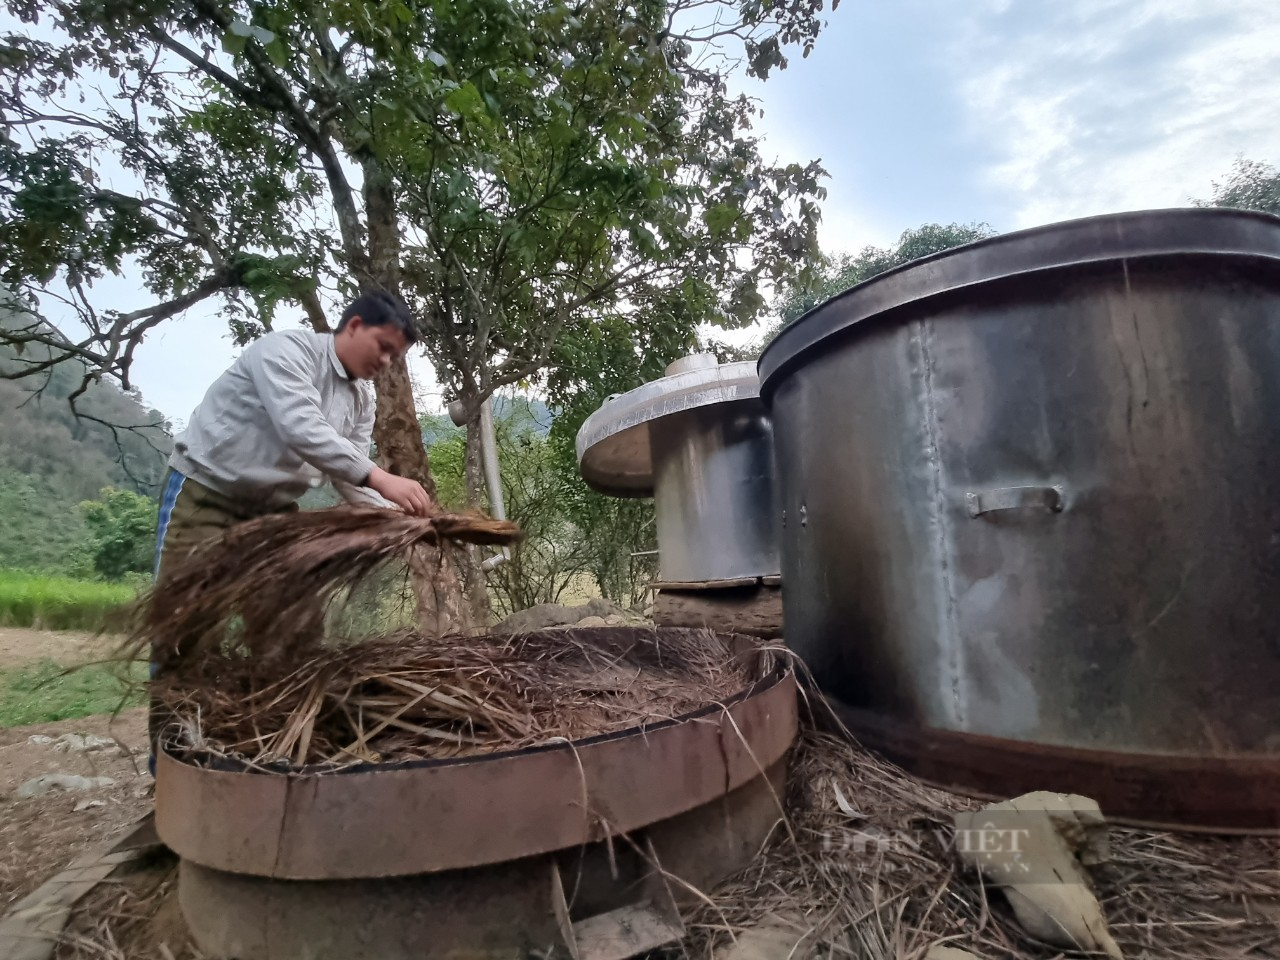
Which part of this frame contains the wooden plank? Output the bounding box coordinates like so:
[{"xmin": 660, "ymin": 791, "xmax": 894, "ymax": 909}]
[
  {"xmin": 650, "ymin": 577, "xmax": 760, "ymax": 591},
  {"xmin": 571, "ymin": 902, "xmax": 683, "ymax": 960},
  {"xmin": 109, "ymin": 812, "xmax": 161, "ymax": 854},
  {"xmin": 653, "ymin": 586, "xmax": 782, "ymax": 638},
  {"xmin": 0, "ymin": 815, "xmax": 160, "ymax": 960}
]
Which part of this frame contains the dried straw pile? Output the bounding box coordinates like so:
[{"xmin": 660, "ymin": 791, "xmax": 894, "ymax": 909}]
[
  {"xmin": 129, "ymin": 505, "xmax": 758, "ymax": 769},
  {"xmin": 155, "ymin": 626, "xmax": 755, "ymax": 767},
  {"xmin": 677, "ymin": 725, "xmax": 1280, "ymax": 960}
]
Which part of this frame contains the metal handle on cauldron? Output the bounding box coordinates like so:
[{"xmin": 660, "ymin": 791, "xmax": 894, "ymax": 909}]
[{"xmin": 965, "ymin": 485, "xmax": 1064, "ymax": 519}]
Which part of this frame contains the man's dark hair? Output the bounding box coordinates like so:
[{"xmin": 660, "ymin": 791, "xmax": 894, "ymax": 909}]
[{"xmin": 336, "ymin": 290, "xmax": 417, "ymax": 344}]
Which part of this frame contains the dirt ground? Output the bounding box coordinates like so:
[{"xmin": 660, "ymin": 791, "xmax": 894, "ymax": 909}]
[
  {"xmin": 0, "ymin": 625, "xmax": 152, "ymax": 913},
  {"xmin": 0, "ymin": 627, "xmax": 118, "ymax": 669}
]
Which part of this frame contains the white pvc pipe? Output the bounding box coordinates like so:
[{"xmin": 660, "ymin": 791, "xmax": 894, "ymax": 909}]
[
  {"xmin": 478, "ymin": 397, "xmax": 509, "ymax": 571},
  {"xmin": 479, "ymin": 398, "xmax": 506, "ymax": 522}
]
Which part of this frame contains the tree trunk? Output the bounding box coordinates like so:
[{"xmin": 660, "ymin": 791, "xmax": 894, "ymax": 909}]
[
  {"xmin": 653, "ymin": 585, "xmax": 782, "ymax": 638},
  {"xmin": 460, "ymin": 416, "xmax": 493, "ymax": 626},
  {"xmin": 372, "ymin": 356, "xmax": 437, "ymax": 499},
  {"xmin": 373, "ymin": 356, "xmax": 472, "ymax": 635},
  {"xmin": 364, "ymin": 168, "xmax": 472, "ymax": 636},
  {"xmin": 463, "ymin": 416, "xmax": 485, "ymax": 511}
]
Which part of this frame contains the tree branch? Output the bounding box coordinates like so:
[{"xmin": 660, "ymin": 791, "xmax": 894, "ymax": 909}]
[
  {"xmin": 0, "ymin": 267, "xmax": 243, "ymax": 398},
  {"xmin": 148, "ymin": 10, "xmax": 368, "ymax": 271},
  {"xmin": 298, "ymin": 287, "xmax": 330, "ymax": 331}
]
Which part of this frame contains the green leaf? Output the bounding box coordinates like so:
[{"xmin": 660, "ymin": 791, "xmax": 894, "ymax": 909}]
[
  {"xmin": 546, "ymin": 120, "xmax": 575, "ymax": 147},
  {"xmin": 632, "ymin": 224, "xmax": 657, "ymax": 253},
  {"xmin": 372, "ymin": 103, "xmax": 396, "ymax": 131},
  {"xmin": 221, "ymin": 30, "xmax": 248, "ymax": 56},
  {"xmin": 702, "ymin": 203, "xmax": 738, "ymax": 239},
  {"xmin": 0, "ymin": 0, "xmax": 839, "ymax": 560},
  {"xmin": 265, "ymin": 38, "xmax": 289, "ymax": 69},
  {"xmin": 444, "ymin": 81, "xmax": 484, "ymax": 118}
]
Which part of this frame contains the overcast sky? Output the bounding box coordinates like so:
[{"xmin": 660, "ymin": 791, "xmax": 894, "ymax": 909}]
[{"xmin": 73, "ymin": 0, "xmax": 1280, "ymax": 422}]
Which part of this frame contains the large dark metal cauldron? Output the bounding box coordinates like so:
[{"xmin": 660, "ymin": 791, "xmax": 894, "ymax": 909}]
[{"xmin": 759, "ymin": 208, "xmax": 1280, "ymax": 831}]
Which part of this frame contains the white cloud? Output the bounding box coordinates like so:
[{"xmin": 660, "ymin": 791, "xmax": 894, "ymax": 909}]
[
  {"xmin": 29, "ymin": 2, "xmax": 1279, "ymax": 418},
  {"xmin": 952, "ymin": 0, "xmax": 1280, "ymax": 228}
]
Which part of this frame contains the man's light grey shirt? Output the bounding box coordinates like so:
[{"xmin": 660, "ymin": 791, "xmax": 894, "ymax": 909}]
[{"xmin": 169, "ymin": 329, "xmax": 384, "ymax": 507}]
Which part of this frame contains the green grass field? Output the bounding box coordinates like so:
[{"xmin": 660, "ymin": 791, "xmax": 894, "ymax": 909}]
[
  {"xmin": 0, "ymin": 570, "xmax": 136, "ymax": 632},
  {"xmin": 0, "ymin": 658, "xmax": 146, "ymax": 727}
]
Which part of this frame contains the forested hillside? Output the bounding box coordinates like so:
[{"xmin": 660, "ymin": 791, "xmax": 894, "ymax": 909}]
[
  {"xmin": 0, "ymin": 293, "xmax": 648, "ymax": 603},
  {"xmin": 0, "ymin": 301, "xmax": 172, "ymax": 573}
]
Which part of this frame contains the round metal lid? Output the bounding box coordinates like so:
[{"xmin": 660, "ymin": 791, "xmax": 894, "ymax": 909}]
[
  {"xmin": 577, "ymin": 355, "xmax": 761, "ymax": 495},
  {"xmin": 758, "ymin": 207, "xmax": 1280, "ymax": 404}
]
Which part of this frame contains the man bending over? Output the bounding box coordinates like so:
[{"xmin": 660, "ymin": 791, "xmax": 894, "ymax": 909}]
[{"xmin": 154, "ymin": 289, "xmax": 432, "ymax": 579}]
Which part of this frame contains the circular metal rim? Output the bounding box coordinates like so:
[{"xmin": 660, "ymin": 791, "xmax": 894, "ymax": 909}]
[
  {"xmin": 758, "ymin": 207, "xmax": 1280, "ymax": 404},
  {"xmin": 575, "ymin": 360, "xmax": 761, "ymax": 495},
  {"xmin": 176, "ymin": 759, "xmax": 790, "ymax": 960},
  {"xmin": 155, "ymin": 628, "xmax": 798, "ymax": 880}
]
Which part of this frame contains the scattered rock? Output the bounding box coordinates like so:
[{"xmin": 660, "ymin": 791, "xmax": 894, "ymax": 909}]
[
  {"xmin": 13, "ymin": 774, "xmax": 117, "ymax": 800},
  {"xmin": 494, "ymin": 598, "xmax": 626, "ymax": 633},
  {"xmin": 54, "ymin": 734, "xmax": 120, "ymax": 754},
  {"xmin": 27, "ymin": 733, "xmax": 122, "ymax": 754},
  {"xmin": 73, "ymin": 798, "xmax": 107, "ymax": 812},
  {"xmin": 713, "ymin": 913, "xmax": 815, "ymax": 960},
  {"xmin": 954, "ymin": 792, "xmax": 1122, "ymax": 960},
  {"xmin": 925, "ymin": 947, "xmax": 985, "ymax": 960}
]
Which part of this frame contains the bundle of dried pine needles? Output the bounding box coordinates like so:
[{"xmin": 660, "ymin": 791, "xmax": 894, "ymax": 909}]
[
  {"xmin": 130, "ymin": 506, "xmax": 522, "ymax": 671},
  {"xmin": 155, "ymin": 626, "xmax": 758, "ymax": 768},
  {"xmin": 138, "ymin": 506, "xmax": 514, "ymax": 665},
  {"xmin": 124, "ymin": 503, "xmax": 763, "ymax": 769}
]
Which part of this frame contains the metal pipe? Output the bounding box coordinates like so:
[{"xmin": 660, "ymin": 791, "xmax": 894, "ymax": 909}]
[
  {"xmin": 479, "ymin": 398, "xmax": 506, "ymax": 522},
  {"xmin": 444, "ymin": 396, "xmax": 509, "ymax": 570},
  {"xmin": 479, "ymin": 397, "xmax": 509, "ymax": 571}
]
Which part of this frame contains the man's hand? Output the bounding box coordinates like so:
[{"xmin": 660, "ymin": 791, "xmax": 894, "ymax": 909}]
[{"xmin": 367, "ymin": 467, "xmax": 433, "ymax": 516}]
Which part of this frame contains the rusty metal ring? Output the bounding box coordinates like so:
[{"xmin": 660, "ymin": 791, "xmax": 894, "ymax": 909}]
[{"xmin": 156, "ymin": 632, "xmax": 798, "ymax": 879}]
